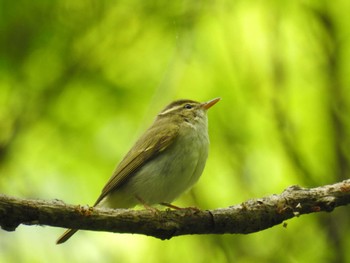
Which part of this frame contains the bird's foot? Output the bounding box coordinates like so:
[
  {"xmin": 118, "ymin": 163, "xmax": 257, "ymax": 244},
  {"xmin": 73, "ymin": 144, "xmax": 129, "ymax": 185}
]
[{"xmin": 160, "ymin": 202, "xmax": 201, "ymax": 212}]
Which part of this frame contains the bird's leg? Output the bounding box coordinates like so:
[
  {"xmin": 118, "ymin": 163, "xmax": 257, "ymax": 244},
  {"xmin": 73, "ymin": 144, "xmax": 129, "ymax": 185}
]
[{"xmin": 135, "ymin": 195, "xmax": 159, "ymax": 213}]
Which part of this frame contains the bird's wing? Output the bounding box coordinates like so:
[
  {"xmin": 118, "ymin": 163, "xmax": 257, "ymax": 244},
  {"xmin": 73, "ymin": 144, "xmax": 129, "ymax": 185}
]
[{"xmin": 93, "ymin": 122, "xmax": 179, "ymax": 206}]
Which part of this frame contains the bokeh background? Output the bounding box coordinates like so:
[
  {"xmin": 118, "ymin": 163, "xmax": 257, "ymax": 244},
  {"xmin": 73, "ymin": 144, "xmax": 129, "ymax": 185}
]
[{"xmin": 1, "ymin": 0, "xmax": 350, "ymax": 262}]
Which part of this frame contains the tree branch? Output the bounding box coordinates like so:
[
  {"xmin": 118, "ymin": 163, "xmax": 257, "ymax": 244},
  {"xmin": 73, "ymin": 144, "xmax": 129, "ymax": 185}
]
[{"xmin": 1, "ymin": 179, "xmax": 350, "ymax": 240}]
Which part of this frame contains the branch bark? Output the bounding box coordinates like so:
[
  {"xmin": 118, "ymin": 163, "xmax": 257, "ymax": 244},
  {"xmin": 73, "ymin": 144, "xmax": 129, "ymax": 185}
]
[{"xmin": 1, "ymin": 179, "xmax": 350, "ymax": 241}]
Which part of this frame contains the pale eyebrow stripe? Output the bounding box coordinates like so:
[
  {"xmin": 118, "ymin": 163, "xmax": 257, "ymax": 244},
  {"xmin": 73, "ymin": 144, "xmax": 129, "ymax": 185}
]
[{"xmin": 158, "ymin": 105, "xmax": 183, "ymax": 116}]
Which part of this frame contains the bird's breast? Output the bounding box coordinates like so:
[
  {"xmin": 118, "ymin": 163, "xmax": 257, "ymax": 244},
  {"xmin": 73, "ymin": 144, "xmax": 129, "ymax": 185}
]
[{"xmin": 122, "ymin": 124, "xmax": 209, "ymax": 205}]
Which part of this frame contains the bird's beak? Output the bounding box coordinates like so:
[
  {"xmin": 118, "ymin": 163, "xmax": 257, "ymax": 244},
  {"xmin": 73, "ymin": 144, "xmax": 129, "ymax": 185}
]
[{"xmin": 201, "ymin": 97, "xmax": 221, "ymax": 110}]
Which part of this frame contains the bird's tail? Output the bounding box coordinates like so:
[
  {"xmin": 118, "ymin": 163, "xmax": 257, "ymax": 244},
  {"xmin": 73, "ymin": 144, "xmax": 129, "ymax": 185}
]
[{"xmin": 56, "ymin": 229, "xmax": 79, "ymax": 244}]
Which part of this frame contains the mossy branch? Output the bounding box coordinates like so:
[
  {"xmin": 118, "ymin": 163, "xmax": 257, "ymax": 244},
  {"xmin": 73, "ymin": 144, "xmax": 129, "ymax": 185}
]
[{"xmin": 0, "ymin": 179, "xmax": 349, "ymax": 241}]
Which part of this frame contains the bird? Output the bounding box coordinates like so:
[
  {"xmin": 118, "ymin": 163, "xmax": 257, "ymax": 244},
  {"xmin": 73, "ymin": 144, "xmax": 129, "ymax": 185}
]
[{"xmin": 56, "ymin": 97, "xmax": 220, "ymax": 244}]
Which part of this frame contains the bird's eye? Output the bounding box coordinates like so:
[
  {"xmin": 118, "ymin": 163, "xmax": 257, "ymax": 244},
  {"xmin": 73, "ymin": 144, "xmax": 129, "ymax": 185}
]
[{"xmin": 184, "ymin": 104, "xmax": 192, "ymax": 109}]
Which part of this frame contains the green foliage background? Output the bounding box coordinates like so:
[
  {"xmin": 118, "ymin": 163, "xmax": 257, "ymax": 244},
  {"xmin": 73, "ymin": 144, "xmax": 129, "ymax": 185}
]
[{"xmin": 1, "ymin": 0, "xmax": 350, "ymax": 262}]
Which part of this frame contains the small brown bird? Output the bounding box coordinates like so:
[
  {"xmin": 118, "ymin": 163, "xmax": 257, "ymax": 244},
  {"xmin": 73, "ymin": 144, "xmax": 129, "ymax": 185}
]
[{"xmin": 56, "ymin": 97, "xmax": 220, "ymax": 244}]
